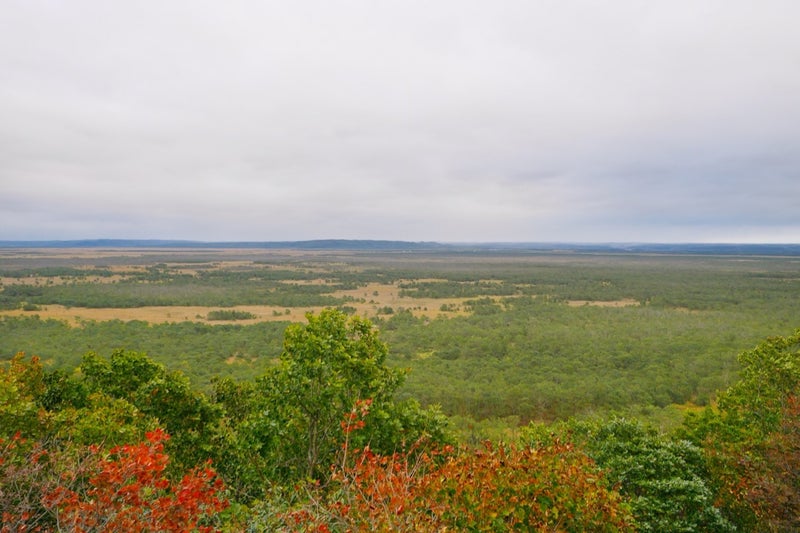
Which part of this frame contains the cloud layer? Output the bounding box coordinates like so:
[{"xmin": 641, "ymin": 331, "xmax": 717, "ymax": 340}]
[{"xmin": 2, "ymin": 1, "xmax": 799, "ymax": 242}]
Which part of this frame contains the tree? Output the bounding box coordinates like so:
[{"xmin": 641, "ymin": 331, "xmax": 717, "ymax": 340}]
[
  {"xmin": 716, "ymin": 329, "xmax": 800, "ymax": 438},
  {"xmin": 0, "ymin": 353, "xmax": 48, "ymax": 439},
  {"xmin": 740, "ymin": 395, "xmax": 800, "ymax": 531},
  {"xmin": 55, "ymin": 392, "xmax": 154, "ymax": 448},
  {"xmin": 40, "ymin": 368, "xmax": 88, "ymax": 412},
  {"xmin": 81, "ymin": 349, "xmax": 163, "ymax": 398},
  {"xmin": 261, "ymin": 309, "xmax": 403, "ymax": 479},
  {"xmin": 563, "ymin": 418, "xmax": 732, "ymax": 532},
  {"xmin": 249, "ymin": 309, "xmax": 449, "ymax": 484},
  {"xmin": 80, "ymin": 349, "xmax": 222, "ymax": 470},
  {"xmin": 680, "ymin": 329, "xmax": 800, "ymax": 530}
]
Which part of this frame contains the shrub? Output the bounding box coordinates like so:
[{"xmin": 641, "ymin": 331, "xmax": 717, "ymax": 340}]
[
  {"xmin": 206, "ymin": 310, "xmax": 256, "ymax": 321},
  {"xmin": 284, "ymin": 401, "xmax": 634, "ymax": 532},
  {"xmin": 45, "ymin": 429, "xmax": 228, "ymax": 532}
]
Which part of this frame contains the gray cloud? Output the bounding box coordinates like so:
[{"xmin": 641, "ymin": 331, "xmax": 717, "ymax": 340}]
[{"xmin": 1, "ymin": 0, "xmax": 799, "ymax": 242}]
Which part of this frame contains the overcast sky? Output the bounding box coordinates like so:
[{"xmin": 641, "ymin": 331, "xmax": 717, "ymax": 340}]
[{"xmin": 2, "ymin": 1, "xmax": 798, "ymax": 243}]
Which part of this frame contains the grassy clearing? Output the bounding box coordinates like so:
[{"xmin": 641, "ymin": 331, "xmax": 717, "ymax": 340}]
[
  {"xmin": 0, "ymin": 304, "xmax": 306, "ymax": 325},
  {"xmin": 333, "ymin": 281, "xmax": 471, "ymax": 319},
  {"xmin": 0, "ymin": 276, "xmax": 474, "ymax": 325},
  {"xmin": 0, "ymin": 275, "xmax": 130, "ymax": 286}
]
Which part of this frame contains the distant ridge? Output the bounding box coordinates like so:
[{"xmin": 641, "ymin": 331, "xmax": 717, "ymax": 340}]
[
  {"xmin": 0, "ymin": 239, "xmax": 447, "ymax": 251},
  {"xmin": 0, "ymin": 240, "xmax": 798, "ymax": 255},
  {"xmin": 469, "ymin": 242, "xmax": 800, "ymax": 256}
]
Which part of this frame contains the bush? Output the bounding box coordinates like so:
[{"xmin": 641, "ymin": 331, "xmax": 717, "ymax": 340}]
[
  {"xmin": 282, "ymin": 402, "xmax": 633, "ymax": 532},
  {"xmin": 206, "ymin": 310, "xmax": 256, "ymax": 321},
  {"xmin": 45, "ymin": 429, "xmax": 228, "ymax": 532}
]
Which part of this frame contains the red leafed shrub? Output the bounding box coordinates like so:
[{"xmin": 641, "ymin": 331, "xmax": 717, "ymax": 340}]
[
  {"xmin": 286, "ymin": 400, "xmax": 634, "ymax": 532},
  {"xmin": 289, "ymin": 441, "xmax": 633, "ymax": 532},
  {"xmin": 44, "ymin": 429, "xmax": 228, "ymax": 533}
]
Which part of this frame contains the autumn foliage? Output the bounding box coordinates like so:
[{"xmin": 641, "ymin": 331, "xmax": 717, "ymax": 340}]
[
  {"xmin": 1, "ymin": 428, "xmax": 227, "ymax": 533},
  {"xmin": 285, "ymin": 401, "xmax": 634, "ymax": 532},
  {"xmin": 44, "ymin": 429, "xmax": 227, "ymax": 532}
]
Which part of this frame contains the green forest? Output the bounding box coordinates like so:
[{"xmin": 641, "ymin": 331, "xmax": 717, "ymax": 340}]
[{"xmin": 2, "ymin": 248, "xmax": 800, "ymax": 530}]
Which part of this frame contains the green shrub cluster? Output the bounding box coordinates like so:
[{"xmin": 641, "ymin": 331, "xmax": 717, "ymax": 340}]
[{"xmin": 206, "ymin": 309, "xmax": 256, "ymax": 321}]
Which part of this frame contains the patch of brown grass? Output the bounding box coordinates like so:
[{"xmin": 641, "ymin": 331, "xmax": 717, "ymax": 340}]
[
  {"xmin": 332, "ymin": 281, "xmax": 473, "ymax": 319},
  {"xmin": 0, "ymin": 305, "xmax": 308, "ymax": 326},
  {"xmin": 0, "ymin": 275, "xmax": 130, "ymax": 286},
  {"xmin": 0, "ymin": 279, "xmax": 477, "ymax": 325}
]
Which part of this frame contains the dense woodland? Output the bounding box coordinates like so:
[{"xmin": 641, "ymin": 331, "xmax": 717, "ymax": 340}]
[{"xmin": 2, "ymin": 248, "xmax": 800, "ymax": 530}]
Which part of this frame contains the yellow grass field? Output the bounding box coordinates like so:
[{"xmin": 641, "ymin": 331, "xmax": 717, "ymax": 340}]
[
  {"xmin": 0, "ymin": 247, "xmax": 637, "ymax": 326},
  {"xmin": 0, "ymin": 281, "xmax": 473, "ymax": 326}
]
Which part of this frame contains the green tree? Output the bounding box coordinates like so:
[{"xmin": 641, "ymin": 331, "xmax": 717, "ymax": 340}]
[
  {"xmin": 246, "ymin": 309, "xmax": 450, "ymax": 485},
  {"xmin": 0, "ymin": 353, "xmax": 48, "ymax": 439},
  {"xmin": 80, "ymin": 349, "xmax": 222, "ymax": 470},
  {"xmin": 717, "ymin": 329, "xmax": 800, "ymax": 438},
  {"xmin": 565, "ymin": 418, "xmax": 732, "ymax": 532},
  {"xmin": 39, "ymin": 369, "xmax": 88, "ymax": 412},
  {"xmin": 258, "ymin": 309, "xmax": 403, "ymax": 480},
  {"xmin": 53, "ymin": 392, "xmax": 154, "ymax": 448},
  {"xmin": 81, "ymin": 349, "xmax": 163, "ymax": 398}
]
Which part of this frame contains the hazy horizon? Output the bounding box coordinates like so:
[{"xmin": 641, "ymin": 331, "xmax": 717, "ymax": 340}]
[
  {"xmin": 2, "ymin": 2, "xmax": 799, "ymax": 244},
  {"xmin": 3, "ymin": 239, "xmax": 800, "ymax": 249}
]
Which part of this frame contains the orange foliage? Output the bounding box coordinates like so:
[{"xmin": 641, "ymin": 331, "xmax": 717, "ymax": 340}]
[
  {"xmin": 44, "ymin": 429, "xmax": 228, "ymax": 533},
  {"xmin": 287, "ymin": 400, "xmax": 634, "ymax": 532}
]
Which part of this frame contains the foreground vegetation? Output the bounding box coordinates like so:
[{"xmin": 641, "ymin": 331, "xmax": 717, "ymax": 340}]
[{"xmin": 3, "ymin": 310, "xmax": 800, "ymax": 530}]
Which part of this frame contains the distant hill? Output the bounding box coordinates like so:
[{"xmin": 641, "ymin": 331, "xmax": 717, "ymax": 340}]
[
  {"xmin": 0, "ymin": 239, "xmax": 447, "ymax": 251},
  {"xmin": 0, "ymin": 239, "xmax": 798, "ymax": 256},
  {"xmin": 465, "ymin": 242, "xmax": 800, "ymax": 256}
]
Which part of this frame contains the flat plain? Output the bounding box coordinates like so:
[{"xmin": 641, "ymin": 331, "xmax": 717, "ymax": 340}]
[{"xmin": 2, "ymin": 246, "xmax": 799, "ymax": 429}]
